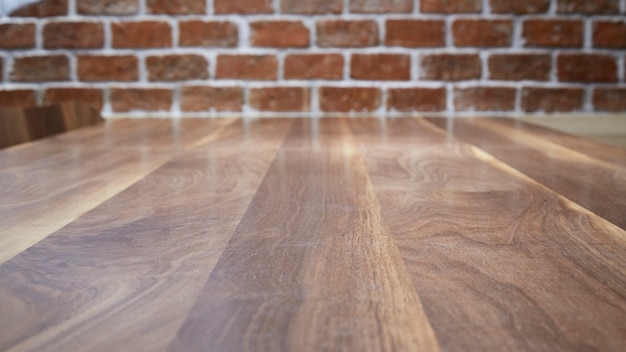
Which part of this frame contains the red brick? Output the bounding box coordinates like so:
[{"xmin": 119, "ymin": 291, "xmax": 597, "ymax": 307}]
[
  {"xmin": 558, "ymin": 54, "xmax": 617, "ymax": 82},
  {"xmin": 179, "ymin": 21, "xmax": 238, "ymax": 47},
  {"xmin": 11, "ymin": 55, "xmax": 69, "ymax": 82},
  {"xmin": 490, "ymin": 0, "xmax": 549, "ymax": 13},
  {"xmin": 281, "ymin": 0, "xmax": 342, "ymax": 14},
  {"xmin": 249, "ymin": 87, "xmax": 310, "ymax": 112},
  {"xmin": 112, "ymin": 21, "xmax": 171, "ymax": 48},
  {"xmin": 319, "ymin": 87, "xmax": 381, "ymax": 112},
  {"xmin": 523, "ymin": 20, "xmax": 583, "ymax": 48},
  {"xmin": 216, "ymin": 55, "xmax": 278, "ymax": 80},
  {"xmin": 387, "ymin": 88, "xmax": 446, "ymax": 112},
  {"xmin": 147, "ymin": 55, "xmax": 208, "ymax": 82},
  {"xmin": 421, "ymin": 54, "xmax": 481, "ymax": 81},
  {"xmin": 147, "ymin": 0, "xmax": 204, "ymax": 14},
  {"xmin": 489, "ymin": 54, "xmax": 551, "ymax": 81},
  {"xmin": 43, "ymin": 88, "xmax": 104, "ymax": 110},
  {"xmin": 593, "ymin": 88, "xmax": 626, "ymax": 112},
  {"xmin": 214, "ymin": 0, "xmax": 272, "ymax": 14},
  {"xmin": 77, "ymin": 0, "xmax": 138, "ymax": 15},
  {"xmin": 43, "ymin": 22, "xmax": 104, "ymax": 49},
  {"xmin": 454, "ymin": 87, "xmax": 516, "ymax": 111},
  {"xmin": 284, "ymin": 54, "xmax": 344, "ymax": 80},
  {"xmin": 181, "ymin": 86, "xmax": 243, "ymax": 112},
  {"xmin": 421, "ymin": 0, "xmax": 481, "ymax": 13},
  {"xmin": 316, "ymin": 20, "xmax": 378, "ymax": 48},
  {"xmin": 521, "ymin": 87, "xmax": 584, "ymax": 112},
  {"xmin": 78, "ymin": 55, "xmax": 138, "ymax": 82},
  {"xmin": 250, "ymin": 21, "xmax": 310, "ymax": 48},
  {"xmin": 0, "ymin": 23, "xmax": 36, "ymax": 49},
  {"xmin": 593, "ymin": 21, "xmax": 626, "ymax": 49},
  {"xmin": 385, "ymin": 20, "xmax": 445, "ymax": 47},
  {"xmin": 110, "ymin": 88, "xmax": 171, "ymax": 112},
  {"xmin": 557, "ymin": 0, "xmax": 619, "ymax": 14},
  {"xmin": 9, "ymin": 0, "xmax": 67, "ymax": 17},
  {"xmin": 351, "ymin": 54, "xmax": 410, "ymax": 81},
  {"xmin": 350, "ymin": 0, "xmax": 412, "ymax": 13},
  {"xmin": 453, "ymin": 20, "xmax": 512, "ymax": 47},
  {"xmin": 0, "ymin": 90, "xmax": 37, "ymax": 108}
]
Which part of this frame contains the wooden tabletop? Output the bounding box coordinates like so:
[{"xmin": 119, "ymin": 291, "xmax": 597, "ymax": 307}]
[{"xmin": 1, "ymin": 117, "xmax": 625, "ymax": 351}]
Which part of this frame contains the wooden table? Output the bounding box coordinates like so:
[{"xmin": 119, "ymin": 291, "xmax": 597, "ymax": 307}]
[{"xmin": 1, "ymin": 117, "xmax": 625, "ymax": 351}]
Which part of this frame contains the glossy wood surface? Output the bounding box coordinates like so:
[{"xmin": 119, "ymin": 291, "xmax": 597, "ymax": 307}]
[{"xmin": 0, "ymin": 117, "xmax": 624, "ymax": 351}]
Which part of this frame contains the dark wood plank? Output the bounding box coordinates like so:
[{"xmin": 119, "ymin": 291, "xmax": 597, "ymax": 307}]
[
  {"xmin": 170, "ymin": 118, "xmax": 439, "ymax": 352},
  {"xmin": 350, "ymin": 118, "xmax": 626, "ymax": 351}
]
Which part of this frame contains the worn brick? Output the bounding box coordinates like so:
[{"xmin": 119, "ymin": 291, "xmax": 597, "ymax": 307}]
[
  {"xmin": 350, "ymin": 0, "xmax": 412, "ymax": 13},
  {"xmin": 11, "ymin": 55, "xmax": 69, "ymax": 82},
  {"xmin": 593, "ymin": 21, "xmax": 626, "ymax": 49},
  {"xmin": 147, "ymin": 0, "xmax": 204, "ymax": 14},
  {"xmin": 249, "ymin": 87, "xmax": 310, "ymax": 112},
  {"xmin": 281, "ymin": 0, "xmax": 341, "ymax": 14},
  {"xmin": 9, "ymin": 0, "xmax": 67, "ymax": 17},
  {"xmin": 214, "ymin": 0, "xmax": 272, "ymax": 14},
  {"xmin": 284, "ymin": 54, "xmax": 344, "ymax": 80},
  {"xmin": 0, "ymin": 23, "xmax": 36, "ymax": 49},
  {"xmin": 43, "ymin": 88, "xmax": 104, "ymax": 109},
  {"xmin": 421, "ymin": 0, "xmax": 481, "ymax": 13},
  {"xmin": 179, "ymin": 21, "xmax": 238, "ymax": 47},
  {"xmin": 216, "ymin": 55, "xmax": 278, "ymax": 80},
  {"xmin": 558, "ymin": 54, "xmax": 617, "ymax": 82},
  {"xmin": 319, "ymin": 87, "xmax": 381, "ymax": 112},
  {"xmin": 593, "ymin": 88, "xmax": 626, "ymax": 112},
  {"xmin": 110, "ymin": 88, "xmax": 171, "ymax": 112},
  {"xmin": 251, "ymin": 21, "xmax": 310, "ymax": 48},
  {"xmin": 351, "ymin": 54, "xmax": 410, "ymax": 80},
  {"xmin": 454, "ymin": 87, "xmax": 516, "ymax": 111},
  {"xmin": 522, "ymin": 87, "xmax": 584, "ymax": 112},
  {"xmin": 77, "ymin": 0, "xmax": 138, "ymax": 15},
  {"xmin": 44, "ymin": 22, "xmax": 104, "ymax": 49},
  {"xmin": 181, "ymin": 86, "xmax": 243, "ymax": 112},
  {"xmin": 0, "ymin": 90, "xmax": 37, "ymax": 108},
  {"xmin": 557, "ymin": 0, "xmax": 619, "ymax": 14},
  {"xmin": 421, "ymin": 54, "xmax": 481, "ymax": 81},
  {"xmin": 112, "ymin": 21, "xmax": 171, "ymax": 48},
  {"xmin": 387, "ymin": 88, "xmax": 446, "ymax": 112},
  {"xmin": 453, "ymin": 20, "xmax": 512, "ymax": 47},
  {"xmin": 490, "ymin": 0, "xmax": 549, "ymax": 13},
  {"xmin": 147, "ymin": 55, "xmax": 208, "ymax": 82},
  {"xmin": 385, "ymin": 20, "xmax": 445, "ymax": 47},
  {"xmin": 316, "ymin": 20, "xmax": 378, "ymax": 48},
  {"xmin": 523, "ymin": 20, "xmax": 583, "ymax": 48},
  {"xmin": 78, "ymin": 55, "xmax": 138, "ymax": 82},
  {"xmin": 489, "ymin": 54, "xmax": 551, "ymax": 81}
]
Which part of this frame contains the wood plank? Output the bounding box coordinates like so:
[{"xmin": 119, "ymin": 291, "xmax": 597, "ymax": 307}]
[
  {"xmin": 426, "ymin": 117, "xmax": 626, "ymax": 230},
  {"xmin": 350, "ymin": 118, "xmax": 626, "ymax": 351},
  {"xmin": 170, "ymin": 118, "xmax": 440, "ymax": 352},
  {"xmin": 0, "ymin": 118, "xmax": 292, "ymax": 352}
]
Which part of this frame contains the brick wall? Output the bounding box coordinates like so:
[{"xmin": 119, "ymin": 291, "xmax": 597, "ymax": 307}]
[{"xmin": 0, "ymin": 0, "xmax": 625, "ymax": 117}]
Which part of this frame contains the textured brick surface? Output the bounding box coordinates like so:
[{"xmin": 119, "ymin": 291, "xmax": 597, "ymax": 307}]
[
  {"xmin": 216, "ymin": 55, "xmax": 278, "ymax": 80},
  {"xmin": 523, "ymin": 20, "xmax": 583, "ymax": 48},
  {"xmin": 147, "ymin": 0, "xmax": 205, "ymax": 14},
  {"xmin": 249, "ymin": 87, "xmax": 311, "ymax": 112},
  {"xmin": 421, "ymin": 54, "xmax": 481, "ymax": 81},
  {"xmin": 284, "ymin": 54, "xmax": 344, "ymax": 80},
  {"xmin": 316, "ymin": 20, "xmax": 379, "ymax": 47},
  {"xmin": 43, "ymin": 22, "xmax": 104, "ymax": 49},
  {"xmin": 593, "ymin": 89, "xmax": 626, "ymax": 112},
  {"xmin": 78, "ymin": 55, "xmax": 138, "ymax": 82},
  {"xmin": 147, "ymin": 55, "xmax": 209, "ymax": 81},
  {"xmin": 557, "ymin": 0, "xmax": 620, "ymax": 14},
  {"xmin": 350, "ymin": 0, "xmax": 413, "ymax": 13},
  {"xmin": 0, "ymin": 58, "xmax": 3, "ymax": 81},
  {"xmin": 77, "ymin": 0, "xmax": 138, "ymax": 15},
  {"xmin": 179, "ymin": 21, "xmax": 238, "ymax": 47},
  {"xmin": 453, "ymin": 20, "xmax": 513, "ymax": 47},
  {"xmin": 11, "ymin": 55, "xmax": 70, "ymax": 82},
  {"xmin": 319, "ymin": 87, "xmax": 381, "ymax": 112},
  {"xmin": 593, "ymin": 21, "xmax": 626, "ymax": 48},
  {"xmin": 421, "ymin": 0, "xmax": 481, "ymax": 13},
  {"xmin": 558, "ymin": 54, "xmax": 617, "ymax": 82},
  {"xmin": 250, "ymin": 21, "xmax": 310, "ymax": 48},
  {"xmin": 454, "ymin": 87, "xmax": 516, "ymax": 111},
  {"xmin": 351, "ymin": 54, "xmax": 411, "ymax": 80},
  {"xmin": 181, "ymin": 86, "xmax": 243, "ymax": 112},
  {"xmin": 281, "ymin": 0, "xmax": 342, "ymax": 14},
  {"xmin": 490, "ymin": 0, "xmax": 549, "ymax": 13},
  {"xmin": 43, "ymin": 88, "xmax": 104, "ymax": 109},
  {"xmin": 112, "ymin": 21, "xmax": 172, "ymax": 48},
  {"xmin": 489, "ymin": 54, "xmax": 551, "ymax": 81},
  {"xmin": 385, "ymin": 20, "xmax": 445, "ymax": 47},
  {"xmin": 387, "ymin": 88, "xmax": 446, "ymax": 112},
  {"xmin": 0, "ymin": 90, "xmax": 37, "ymax": 108},
  {"xmin": 110, "ymin": 88, "xmax": 172, "ymax": 112},
  {"xmin": 522, "ymin": 88, "xmax": 584, "ymax": 112},
  {"xmin": 0, "ymin": 24, "xmax": 36, "ymax": 49},
  {"xmin": 214, "ymin": 0, "xmax": 273, "ymax": 14},
  {"xmin": 9, "ymin": 0, "xmax": 67, "ymax": 17}
]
